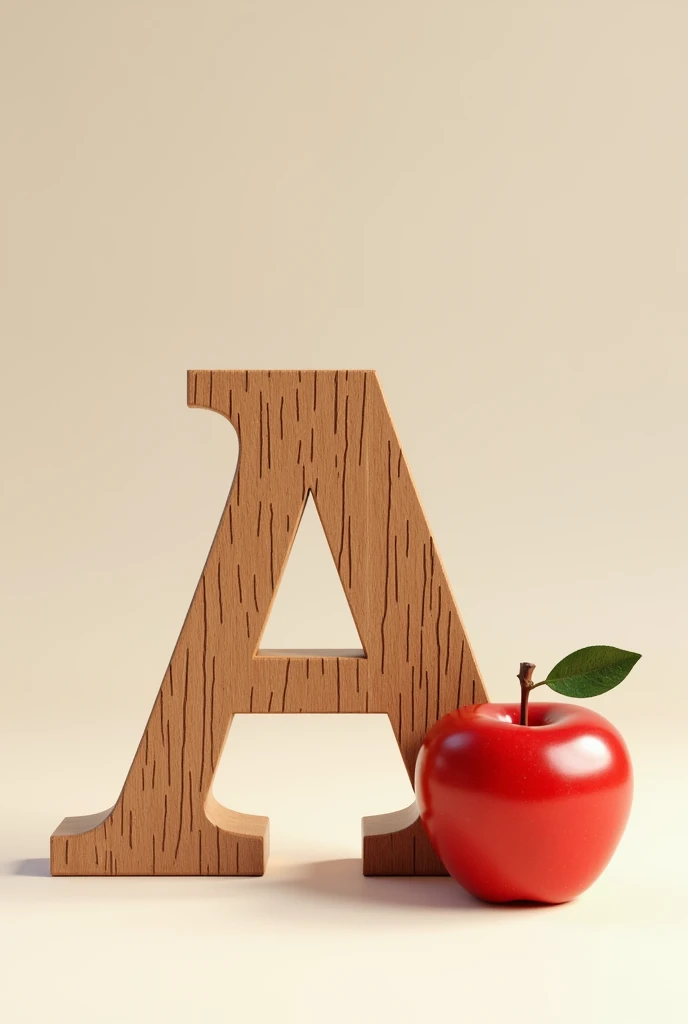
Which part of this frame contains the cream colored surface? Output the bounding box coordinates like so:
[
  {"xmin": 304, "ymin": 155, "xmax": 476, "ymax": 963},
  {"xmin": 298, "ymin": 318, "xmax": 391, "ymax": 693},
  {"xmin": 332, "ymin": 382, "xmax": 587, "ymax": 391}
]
[{"xmin": 1, "ymin": 1, "xmax": 687, "ymax": 1021}]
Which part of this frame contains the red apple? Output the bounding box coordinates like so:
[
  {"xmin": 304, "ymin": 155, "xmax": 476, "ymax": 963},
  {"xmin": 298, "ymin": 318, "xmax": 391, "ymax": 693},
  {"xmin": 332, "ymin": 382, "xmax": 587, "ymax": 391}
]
[{"xmin": 415, "ymin": 702, "xmax": 633, "ymax": 904}]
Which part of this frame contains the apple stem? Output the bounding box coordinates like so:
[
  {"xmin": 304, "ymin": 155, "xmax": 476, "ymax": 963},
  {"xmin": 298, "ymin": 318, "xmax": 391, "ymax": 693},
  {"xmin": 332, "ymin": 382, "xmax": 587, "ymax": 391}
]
[{"xmin": 518, "ymin": 662, "xmax": 536, "ymax": 726}]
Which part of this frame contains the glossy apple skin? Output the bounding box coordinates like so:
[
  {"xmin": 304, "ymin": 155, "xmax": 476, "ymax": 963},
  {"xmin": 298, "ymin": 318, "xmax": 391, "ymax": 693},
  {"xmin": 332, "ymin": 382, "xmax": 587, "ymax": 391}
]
[{"xmin": 415, "ymin": 702, "xmax": 633, "ymax": 904}]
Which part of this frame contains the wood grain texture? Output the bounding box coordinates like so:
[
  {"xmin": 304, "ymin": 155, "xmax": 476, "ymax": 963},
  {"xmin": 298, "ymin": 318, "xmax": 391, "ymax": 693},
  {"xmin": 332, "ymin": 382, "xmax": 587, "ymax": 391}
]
[{"xmin": 51, "ymin": 370, "xmax": 487, "ymax": 876}]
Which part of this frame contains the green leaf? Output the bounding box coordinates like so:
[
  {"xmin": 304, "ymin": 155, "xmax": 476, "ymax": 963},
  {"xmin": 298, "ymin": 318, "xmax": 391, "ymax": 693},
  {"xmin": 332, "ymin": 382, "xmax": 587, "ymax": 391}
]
[{"xmin": 545, "ymin": 645, "xmax": 641, "ymax": 698}]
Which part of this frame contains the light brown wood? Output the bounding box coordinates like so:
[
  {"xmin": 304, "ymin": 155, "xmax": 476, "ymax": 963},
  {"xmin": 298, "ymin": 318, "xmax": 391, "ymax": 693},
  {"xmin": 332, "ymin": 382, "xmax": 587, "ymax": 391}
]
[{"xmin": 51, "ymin": 370, "xmax": 487, "ymax": 876}]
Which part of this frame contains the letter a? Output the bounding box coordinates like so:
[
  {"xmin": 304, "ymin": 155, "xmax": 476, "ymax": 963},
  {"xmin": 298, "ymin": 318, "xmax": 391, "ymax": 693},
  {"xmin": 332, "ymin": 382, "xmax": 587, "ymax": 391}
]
[{"xmin": 51, "ymin": 371, "xmax": 487, "ymax": 876}]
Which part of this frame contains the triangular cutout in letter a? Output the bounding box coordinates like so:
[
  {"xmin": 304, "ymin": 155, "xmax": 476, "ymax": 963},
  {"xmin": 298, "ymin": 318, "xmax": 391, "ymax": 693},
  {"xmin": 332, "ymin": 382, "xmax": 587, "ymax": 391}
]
[{"xmin": 258, "ymin": 490, "xmax": 365, "ymax": 655}]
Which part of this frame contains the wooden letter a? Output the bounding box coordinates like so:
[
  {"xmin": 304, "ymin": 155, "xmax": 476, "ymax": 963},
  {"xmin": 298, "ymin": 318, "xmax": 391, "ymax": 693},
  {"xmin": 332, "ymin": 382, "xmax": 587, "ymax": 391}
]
[{"xmin": 51, "ymin": 370, "xmax": 487, "ymax": 876}]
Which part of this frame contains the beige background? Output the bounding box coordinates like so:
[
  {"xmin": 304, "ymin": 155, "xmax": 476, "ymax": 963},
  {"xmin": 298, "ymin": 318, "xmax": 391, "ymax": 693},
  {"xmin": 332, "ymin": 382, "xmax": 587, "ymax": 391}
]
[{"xmin": 1, "ymin": 2, "xmax": 687, "ymax": 1022}]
